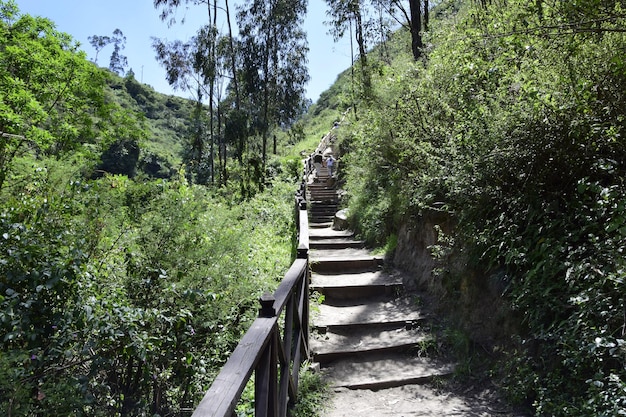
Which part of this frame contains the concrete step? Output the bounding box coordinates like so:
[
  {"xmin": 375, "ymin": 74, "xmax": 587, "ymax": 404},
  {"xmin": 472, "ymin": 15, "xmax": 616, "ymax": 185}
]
[
  {"xmin": 309, "ymin": 238, "xmax": 364, "ymax": 250},
  {"xmin": 311, "ymin": 282, "xmax": 403, "ymax": 300},
  {"xmin": 310, "ymin": 256, "xmax": 383, "ymax": 273},
  {"xmin": 310, "ymin": 215, "xmax": 335, "ymax": 223},
  {"xmin": 309, "ymin": 205, "xmax": 338, "ymax": 214},
  {"xmin": 309, "ymin": 198, "xmax": 339, "ymax": 205},
  {"xmin": 308, "ymin": 189, "xmax": 337, "ymax": 195},
  {"xmin": 311, "ymin": 327, "xmax": 431, "ymax": 363},
  {"xmin": 309, "ymin": 222, "xmax": 334, "ymax": 229},
  {"xmin": 309, "ymin": 214, "xmax": 337, "ymax": 222},
  {"xmin": 311, "ymin": 270, "xmax": 402, "ymax": 286},
  {"xmin": 308, "ymin": 183, "xmax": 336, "ymax": 190},
  {"xmin": 321, "ymin": 352, "xmax": 455, "ymax": 390},
  {"xmin": 310, "ymin": 247, "xmax": 383, "ymax": 273},
  {"xmin": 310, "ymin": 247, "xmax": 378, "ymax": 258},
  {"xmin": 309, "ymin": 228, "xmax": 354, "ymax": 239},
  {"xmin": 310, "ymin": 268, "xmax": 403, "ymax": 299},
  {"xmin": 312, "ymin": 296, "xmax": 425, "ymax": 330}
]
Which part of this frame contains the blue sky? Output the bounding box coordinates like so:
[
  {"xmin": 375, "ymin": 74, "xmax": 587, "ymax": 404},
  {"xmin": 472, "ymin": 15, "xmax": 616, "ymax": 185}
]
[{"xmin": 13, "ymin": 0, "xmax": 353, "ymax": 102}]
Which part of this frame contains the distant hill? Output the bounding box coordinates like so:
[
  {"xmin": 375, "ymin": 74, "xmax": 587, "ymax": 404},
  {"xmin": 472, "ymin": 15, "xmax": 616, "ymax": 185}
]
[{"xmin": 102, "ymin": 70, "xmax": 198, "ymax": 178}]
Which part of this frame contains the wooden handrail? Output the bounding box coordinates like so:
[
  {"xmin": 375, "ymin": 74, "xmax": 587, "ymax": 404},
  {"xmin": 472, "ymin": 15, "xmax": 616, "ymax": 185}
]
[
  {"xmin": 189, "ymin": 111, "xmax": 352, "ymax": 415},
  {"xmin": 191, "ymin": 200, "xmax": 310, "ymax": 417}
]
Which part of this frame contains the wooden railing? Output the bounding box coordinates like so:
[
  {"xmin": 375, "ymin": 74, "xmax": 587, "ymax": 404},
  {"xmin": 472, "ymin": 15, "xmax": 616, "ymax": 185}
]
[
  {"xmin": 190, "ymin": 187, "xmax": 310, "ymax": 417},
  {"xmin": 190, "ymin": 111, "xmax": 351, "ymax": 416}
]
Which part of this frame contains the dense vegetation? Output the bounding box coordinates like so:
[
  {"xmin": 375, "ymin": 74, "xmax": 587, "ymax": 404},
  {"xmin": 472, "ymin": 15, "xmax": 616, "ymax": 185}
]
[
  {"xmin": 4, "ymin": 0, "xmax": 626, "ymax": 415},
  {"xmin": 0, "ymin": 1, "xmax": 301, "ymax": 415},
  {"xmin": 328, "ymin": 0, "xmax": 626, "ymax": 415}
]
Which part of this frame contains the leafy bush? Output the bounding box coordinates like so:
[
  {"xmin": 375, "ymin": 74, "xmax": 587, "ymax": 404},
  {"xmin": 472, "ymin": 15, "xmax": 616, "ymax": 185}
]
[
  {"xmin": 0, "ymin": 163, "xmax": 295, "ymax": 415},
  {"xmin": 336, "ymin": 1, "xmax": 626, "ymax": 415}
]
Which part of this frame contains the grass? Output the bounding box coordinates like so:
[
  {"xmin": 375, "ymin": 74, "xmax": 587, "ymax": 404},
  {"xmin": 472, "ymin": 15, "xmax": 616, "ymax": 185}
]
[{"xmin": 292, "ymin": 364, "xmax": 330, "ymax": 417}]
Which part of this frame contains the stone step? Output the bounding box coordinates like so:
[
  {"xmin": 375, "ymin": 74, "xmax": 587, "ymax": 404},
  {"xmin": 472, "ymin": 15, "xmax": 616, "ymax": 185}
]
[
  {"xmin": 309, "ymin": 210, "xmax": 335, "ymax": 219},
  {"xmin": 310, "ymin": 247, "xmax": 383, "ymax": 273},
  {"xmin": 310, "ymin": 215, "xmax": 335, "ymax": 223},
  {"xmin": 309, "ymin": 214, "xmax": 337, "ymax": 222},
  {"xmin": 308, "ymin": 189, "xmax": 337, "ymax": 195},
  {"xmin": 308, "ymin": 184, "xmax": 336, "ymax": 190},
  {"xmin": 311, "ymin": 270, "xmax": 402, "ymax": 286},
  {"xmin": 309, "ymin": 205, "xmax": 338, "ymax": 214},
  {"xmin": 309, "ymin": 228, "xmax": 354, "ymax": 239},
  {"xmin": 309, "ymin": 222, "xmax": 334, "ymax": 229},
  {"xmin": 312, "ymin": 296, "xmax": 425, "ymax": 330},
  {"xmin": 309, "ymin": 202, "xmax": 338, "ymax": 208},
  {"xmin": 309, "ymin": 199, "xmax": 339, "ymax": 205},
  {"xmin": 309, "ymin": 195, "xmax": 337, "ymax": 201},
  {"xmin": 320, "ymin": 352, "xmax": 455, "ymax": 390},
  {"xmin": 307, "ymin": 185, "xmax": 337, "ymax": 195},
  {"xmin": 310, "ymin": 268, "xmax": 403, "ymax": 299},
  {"xmin": 311, "ymin": 282, "xmax": 403, "ymax": 300},
  {"xmin": 309, "ymin": 238, "xmax": 364, "ymax": 250},
  {"xmin": 310, "ymin": 247, "xmax": 378, "ymax": 258},
  {"xmin": 310, "ymin": 256, "xmax": 383, "ymax": 273},
  {"xmin": 311, "ymin": 327, "xmax": 431, "ymax": 363}
]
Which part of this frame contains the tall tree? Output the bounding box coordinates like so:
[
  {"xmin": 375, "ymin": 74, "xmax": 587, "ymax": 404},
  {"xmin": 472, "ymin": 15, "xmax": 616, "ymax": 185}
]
[
  {"xmin": 237, "ymin": 0, "xmax": 309, "ymax": 168},
  {"xmin": 152, "ymin": 34, "xmax": 215, "ymax": 184},
  {"xmin": 88, "ymin": 34, "xmax": 111, "ymax": 64},
  {"xmin": 153, "ymin": 0, "xmax": 240, "ymax": 185},
  {"xmin": 371, "ymin": 0, "xmax": 431, "ymax": 60},
  {"xmin": 325, "ymin": 0, "xmax": 372, "ymax": 98},
  {"xmin": 408, "ymin": 0, "xmax": 422, "ymax": 60},
  {"xmin": 109, "ymin": 28, "xmax": 128, "ymax": 75},
  {"xmin": 89, "ymin": 29, "xmax": 128, "ymax": 74}
]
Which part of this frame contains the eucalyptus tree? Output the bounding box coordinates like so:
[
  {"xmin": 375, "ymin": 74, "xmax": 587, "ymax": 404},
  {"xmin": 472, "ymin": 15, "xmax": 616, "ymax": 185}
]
[
  {"xmin": 153, "ymin": 32, "xmax": 219, "ymax": 184},
  {"xmin": 108, "ymin": 29, "xmax": 128, "ymax": 75},
  {"xmin": 237, "ymin": 0, "xmax": 309, "ymax": 168},
  {"xmin": 88, "ymin": 34, "xmax": 111, "ymax": 64},
  {"xmin": 89, "ymin": 29, "xmax": 128, "ymax": 74},
  {"xmin": 325, "ymin": 0, "xmax": 371, "ymax": 96},
  {"xmin": 154, "ymin": 0, "xmax": 241, "ymax": 186}
]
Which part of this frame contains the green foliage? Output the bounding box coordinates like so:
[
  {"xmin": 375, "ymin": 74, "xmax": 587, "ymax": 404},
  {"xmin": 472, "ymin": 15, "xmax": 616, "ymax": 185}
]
[
  {"xmin": 106, "ymin": 70, "xmax": 199, "ymax": 177},
  {"xmin": 0, "ymin": 2, "xmax": 305, "ymax": 416},
  {"xmin": 0, "ymin": 3, "xmax": 107, "ymax": 189},
  {"xmin": 0, "ymin": 166, "xmax": 296, "ymax": 415},
  {"xmin": 291, "ymin": 366, "xmax": 329, "ymax": 417},
  {"xmin": 330, "ymin": 0, "xmax": 626, "ymax": 415}
]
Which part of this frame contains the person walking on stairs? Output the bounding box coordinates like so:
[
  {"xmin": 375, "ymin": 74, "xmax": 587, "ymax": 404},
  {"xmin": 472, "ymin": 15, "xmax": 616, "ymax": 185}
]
[{"xmin": 326, "ymin": 154, "xmax": 336, "ymax": 177}]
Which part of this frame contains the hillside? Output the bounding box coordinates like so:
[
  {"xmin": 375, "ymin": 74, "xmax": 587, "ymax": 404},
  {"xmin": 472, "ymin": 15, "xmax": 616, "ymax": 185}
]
[
  {"xmin": 300, "ymin": 1, "xmax": 626, "ymax": 416},
  {"xmin": 100, "ymin": 71, "xmax": 197, "ymax": 178},
  {"xmin": 0, "ymin": 4, "xmax": 298, "ymax": 415}
]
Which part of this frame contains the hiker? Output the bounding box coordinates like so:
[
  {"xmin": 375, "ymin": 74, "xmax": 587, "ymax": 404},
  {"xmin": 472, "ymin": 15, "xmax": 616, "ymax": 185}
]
[
  {"xmin": 326, "ymin": 154, "xmax": 336, "ymax": 177},
  {"xmin": 313, "ymin": 152, "xmax": 323, "ymax": 177}
]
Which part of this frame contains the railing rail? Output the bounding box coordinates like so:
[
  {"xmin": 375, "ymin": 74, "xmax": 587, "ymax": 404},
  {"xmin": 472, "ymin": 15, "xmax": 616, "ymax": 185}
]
[
  {"xmin": 190, "ymin": 111, "xmax": 351, "ymax": 416},
  {"xmin": 191, "ymin": 190, "xmax": 310, "ymax": 417}
]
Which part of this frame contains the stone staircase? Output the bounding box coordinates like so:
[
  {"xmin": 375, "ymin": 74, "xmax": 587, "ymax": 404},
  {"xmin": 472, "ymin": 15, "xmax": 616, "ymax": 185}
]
[{"xmin": 307, "ymin": 166, "xmax": 456, "ymax": 408}]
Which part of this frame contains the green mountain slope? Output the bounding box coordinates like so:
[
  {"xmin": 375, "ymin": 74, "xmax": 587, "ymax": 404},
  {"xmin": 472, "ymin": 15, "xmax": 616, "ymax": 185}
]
[
  {"xmin": 103, "ymin": 71, "xmax": 198, "ymax": 178},
  {"xmin": 301, "ymin": 1, "xmax": 626, "ymax": 416}
]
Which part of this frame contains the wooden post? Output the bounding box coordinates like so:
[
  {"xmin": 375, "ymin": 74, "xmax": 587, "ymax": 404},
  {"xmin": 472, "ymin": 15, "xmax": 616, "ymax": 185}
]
[{"xmin": 259, "ymin": 293, "xmax": 276, "ymax": 318}]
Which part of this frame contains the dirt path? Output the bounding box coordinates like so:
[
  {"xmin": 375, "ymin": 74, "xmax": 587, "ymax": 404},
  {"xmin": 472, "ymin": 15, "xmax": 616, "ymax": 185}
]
[{"xmin": 324, "ymin": 384, "xmax": 524, "ymax": 417}]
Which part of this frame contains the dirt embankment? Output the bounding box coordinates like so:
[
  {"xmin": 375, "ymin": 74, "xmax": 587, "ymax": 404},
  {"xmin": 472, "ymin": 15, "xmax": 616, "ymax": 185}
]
[{"xmin": 392, "ymin": 209, "xmax": 522, "ymax": 351}]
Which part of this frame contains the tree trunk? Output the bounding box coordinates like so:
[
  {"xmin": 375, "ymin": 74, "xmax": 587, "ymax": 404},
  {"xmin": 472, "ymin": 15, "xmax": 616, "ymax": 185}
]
[
  {"xmin": 353, "ymin": 6, "xmax": 371, "ymax": 93},
  {"xmin": 409, "ymin": 0, "xmax": 423, "ymax": 61},
  {"xmin": 424, "ymin": 0, "xmax": 429, "ymax": 32},
  {"xmin": 208, "ymin": 0, "xmax": 217, "ymax": 184},
  {"xmin": 225, "ymin": 0, "xmax": 240, "ymax": 110}
]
